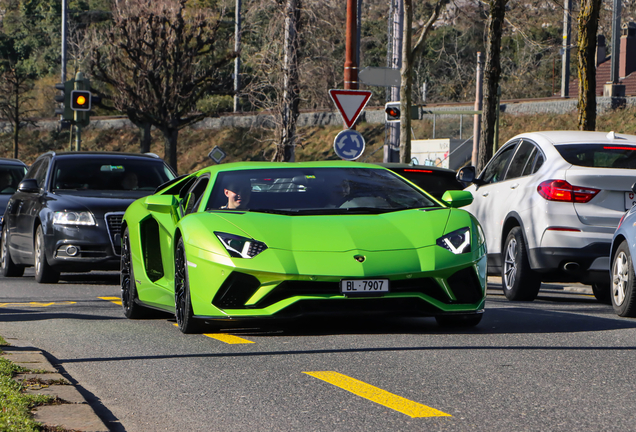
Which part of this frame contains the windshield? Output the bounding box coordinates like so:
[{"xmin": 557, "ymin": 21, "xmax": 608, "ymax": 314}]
[
  {"xmin": 207, "ymin": 167, "xmax": 440, "ymax": 214},
  {"xmin": 52, "ymin": 157, "xmax": 175, "ymax": 192},
  {"xmin": 0, "ymin": 164, "xmax": 27, "ymax": 195},
  {"xmin": 555, "ymin": 144, "xmax": 636, "ymax": 168}
]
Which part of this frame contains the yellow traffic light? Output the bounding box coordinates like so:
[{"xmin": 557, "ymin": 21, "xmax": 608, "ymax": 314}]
[{"xmin": 70, "ymin": 90, "xmax": 91, "ymax": 111}]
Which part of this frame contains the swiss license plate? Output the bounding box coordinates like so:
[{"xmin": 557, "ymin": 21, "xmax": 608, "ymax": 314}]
[
  {"xmin": 340, "ymin": 279, "xmax": 389, "ymax": 294},
  {"xmin": 625, "ymin": 191, "xmax": 636, "ymax": 210}
]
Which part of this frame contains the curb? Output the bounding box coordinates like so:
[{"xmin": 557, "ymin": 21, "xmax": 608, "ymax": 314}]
[{"xmin": 1, "ymin": 346, "xmax": 109, "ymax": 432}]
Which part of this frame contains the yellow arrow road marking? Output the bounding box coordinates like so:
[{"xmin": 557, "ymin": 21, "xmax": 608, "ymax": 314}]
[
  {"xmin": 171, "ymin": 324, "xmax": 254, "ymax": 344},
  {"xmin": 304, "ymin": 371, "xmax": 451, "ymax": 418},
  {"xmin": 98, "ymin": 296, "xmax": 122, "ymax": 305},
  {"xmin": 0, "ymin": 301, "xmax": 76, "ymax": 308}
]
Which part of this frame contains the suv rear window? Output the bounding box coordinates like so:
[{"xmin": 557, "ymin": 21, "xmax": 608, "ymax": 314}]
[{"xmin": 555, "ymin": 144, "xmax": 636, "ymax": 168}]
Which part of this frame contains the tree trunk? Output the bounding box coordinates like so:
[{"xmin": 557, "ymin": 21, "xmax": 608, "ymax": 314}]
[
  {"xmin": 162, "ymin": 128, "xmax": 179, "ymax": 174},
  {"xmin": 577, "ymin": 0, "xmax": 601, "ymax": 131},
  {"xmin": 477, "ymin": 0, "xmax": 507, "ymax": 172},
  {"xmin": 13, "ymin": 87, "xmax": 19, "ymax": 159},
  {"xmin": 273, "ymin": 0, "xmax": 300, "ymax": 162},
  {"xmin": 139, "ymin": 123, "xmax": 152, "ymax": 154},
  {"xmin": 399, "ymin": 0, "xmax": 414, "ymax": 164}
]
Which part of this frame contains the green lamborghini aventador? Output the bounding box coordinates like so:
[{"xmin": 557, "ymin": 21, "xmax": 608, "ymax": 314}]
[{"xmin": 120, "ymin": 161, "xmax": 487, "ymax": 333}]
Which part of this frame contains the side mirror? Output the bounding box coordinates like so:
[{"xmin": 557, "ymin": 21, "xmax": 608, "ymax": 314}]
[
  {"xmin": 632, "ymin": 182, "xmax": 636, "ymax": 194},
  {"xmin": 456, "ymin": 166, "xmax": 476, "ymax": 184},
  {"xmin": 145, "ymin": 194, "xmax": 177, "ymax": 213},
  {"xmin": 18, "ymin": 179, "xmax": 40, "ymax": 193},
  {"xmin": 441, "ymin": 190, "xmax": 474, "ymax": 208}
]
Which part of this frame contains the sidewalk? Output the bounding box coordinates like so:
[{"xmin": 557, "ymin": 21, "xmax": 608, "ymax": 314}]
[{"xmin": 1, "ymin": 345, "xmax": 109, "ymax": 432}]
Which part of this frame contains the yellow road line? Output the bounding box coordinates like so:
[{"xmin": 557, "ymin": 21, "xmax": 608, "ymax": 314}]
[
  {"xmin": 0, "ymin": 301, "xmax": 76, "ymax": 308},
  {"xmin": 98, "ymin": 296, "xmax": 122, "ymax": 305},
  {"xmin": 304, "ymin": 371, "xmax": 451, "ymax": 418},
  {"xmin": 171, "ymin": 324, "xmax": 254, "ymax": 344},
  {"xmin": 203, "ymin": 333, "xmax": 254, "ymax": 344}
]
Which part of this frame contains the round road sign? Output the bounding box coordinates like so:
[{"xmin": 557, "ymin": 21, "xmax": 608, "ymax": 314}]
[{"xmin": 333, "ymin": 129, "xmax": 365, "ymax": 160}]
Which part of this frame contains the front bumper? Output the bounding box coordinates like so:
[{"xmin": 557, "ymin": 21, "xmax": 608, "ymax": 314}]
[{"xmin": 184, "ymin": 244, "xmax": 488, "ymax": 319}]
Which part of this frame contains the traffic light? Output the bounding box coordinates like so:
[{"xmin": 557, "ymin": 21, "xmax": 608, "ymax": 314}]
[
  {"xmin": 71, "ymin": 90, "xmax": 92, "ymax": 111},
  {"xmin": 385, "ymin": 102, "xmax": 401, "ymax": 122},
  {"xmin": 54, "ymin": 80, "xmax": 74, "ymax": 121}
]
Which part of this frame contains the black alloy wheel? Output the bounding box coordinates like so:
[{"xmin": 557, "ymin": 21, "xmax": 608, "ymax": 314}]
[
  {"xmin": 34, "ymin": 225, "xmax": 59, "ymax": 284},
  {"xmin": 174, "ymin": 237, "xmax": 200, "ymax": 334},
  {"xmin": 121, "ymin": 228, "xmax": 150, "ymax": 319},
  {"xmin": 611, "ymin": 241, "xmax": 636, "ymax": 317},
  {"xmin": 1, "ymin": 225, "xmax": 24, "ymax": 277},
  {"xmin": 502, "ymin": 227, "xmax": 541, "ymax": 301}
]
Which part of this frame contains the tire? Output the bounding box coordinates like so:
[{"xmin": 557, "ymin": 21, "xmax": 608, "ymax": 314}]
[
  {"xmin": 1, "ymin": 225, "xmax": 24, "ymax": 277},
  {"xmin": 501, "ymin": 227, "xmax": 541, "ymax": 301},
  {"xmin": 592, "ymin": 282, "xmax": 612, "ymax": 305},
  {"xmin": 121, "ymin": 228, "xmax": 151, "ymax": 319},
  {"xmin": 611, "ymin": 241, "xmax": 636, "ymax": 317},
  {"xmin": 436, "ymin": 313, "xmax": 483, "ymax": 327},
  {"xmin": 174, "ymin": 237, "xmax": 200, "ymax": 333},
  {"xmin": 34, "ymin": 225, "xmax": 59, "ymax": 284}
]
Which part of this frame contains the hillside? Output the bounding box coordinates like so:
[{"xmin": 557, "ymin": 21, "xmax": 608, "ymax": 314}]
[{"xmin": 2, "ymin": 107, "xmax": 635, "ymax": 174}]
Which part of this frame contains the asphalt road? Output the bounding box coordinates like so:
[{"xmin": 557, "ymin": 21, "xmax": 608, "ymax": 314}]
[{"xmin": 1, "ymin": 270, "xmax": 635, "ymax": 431}]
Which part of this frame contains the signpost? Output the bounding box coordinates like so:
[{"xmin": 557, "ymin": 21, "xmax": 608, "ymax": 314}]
[
  {"xmin": 328, "ymin": 89, "xmax": 372, "ymax": 129},
  {"xmin": 359, "ymin": 67, "xmax": 401, "ymax": 87},
  {"xmin": 333, "ymin": 129, "xmax": 365, "ymax": 160}
]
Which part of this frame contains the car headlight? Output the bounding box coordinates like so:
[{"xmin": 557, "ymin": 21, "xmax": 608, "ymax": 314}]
[
  {"xmin": 214, "ymin": 232, "xmax": 267, "ymax": 259},
  {"xmin": 53, "ymin": 211, "xmax": 96, "ymax": 226},
  {"xmin": 436, "ymin": 227, "xmax": 471, "ymax": 254}
]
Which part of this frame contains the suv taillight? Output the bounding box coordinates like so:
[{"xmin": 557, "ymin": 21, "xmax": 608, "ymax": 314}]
[{"xmin": 537, "ymin": 180, "xmax": 600, "ymax": 203}]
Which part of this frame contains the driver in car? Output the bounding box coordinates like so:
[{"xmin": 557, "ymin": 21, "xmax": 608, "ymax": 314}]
[{"xmin": 221, "ymin": 178, "xmax": 251, "ymax": 210}]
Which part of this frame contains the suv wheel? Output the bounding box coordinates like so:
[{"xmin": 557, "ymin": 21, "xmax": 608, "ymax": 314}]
[
  {"xmin": 502, "ymin": 227, "xmax": 541, "ymax": 301},
  {"xmin": 1, "ymin": 225, "xmax": 24, "ymax": 277},
  {"xmin": 611, "ymin": 241, "xmax": 636, "ymax": 317}
]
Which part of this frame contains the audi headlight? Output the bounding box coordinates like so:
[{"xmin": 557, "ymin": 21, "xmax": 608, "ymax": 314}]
[
  {"xmin": 436, "ymin": 227, "xmax": 471, "ymax": 254},
  {"xmin": 53, "ymin": 211, "xmax": 96, "ymax": 226},
  {"xmin": 215, "ymin": 232, "xmax": 267, "ymax": 259}
]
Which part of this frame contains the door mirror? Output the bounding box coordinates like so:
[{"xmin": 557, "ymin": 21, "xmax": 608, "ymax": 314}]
[
  {"xmin": 145, "ymin": 194, "xmax": 177, "ymax": 213},
  {"xmin": 441, "ymin": 190, "xmax": 474, "ymax": 208},
  {"xmin": 632, "ymin": 182, "xmax": 636, "ymax": 194},
  {"xmin": 18, "ymin": 179, "xmax": 40, "ymax": 193},
  {"xmin": 457, "ymin": 166, "xmax": 476, "ymax": 184}
]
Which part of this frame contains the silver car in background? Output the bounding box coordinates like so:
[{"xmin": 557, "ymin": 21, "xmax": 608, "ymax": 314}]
[{"xmin": 457, "ymin": 131, "xmax": 636, "ymax": 303}]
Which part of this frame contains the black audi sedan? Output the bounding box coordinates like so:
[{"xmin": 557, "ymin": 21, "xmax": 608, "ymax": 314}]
[
  {"xmin": 1, "ymin": 152, "xmax": 175, "ymax": 283},
  {"xmin": 0, "ymin": 158, "xmax": 28, "ymax": 228}
]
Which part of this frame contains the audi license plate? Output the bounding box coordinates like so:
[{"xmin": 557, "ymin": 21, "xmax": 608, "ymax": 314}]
[
  {"xmin": 340, "ymin": 279, "xmax": 389, "ymax": 295},
  {"xmin": 626, "ymin": 191, "xmax": 636, "ymax": 210}
]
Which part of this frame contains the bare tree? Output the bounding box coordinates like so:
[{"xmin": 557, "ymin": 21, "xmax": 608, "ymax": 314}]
[
  {"xmin": 577, "ymin": 0, "xmax": 602, "ymax": 131},
  {"xmin": 90, "ymin": 0, "xmax": 236, "ymax": 172},
  {"xmin": 399, "ymin": 0, "xmax": 449, "ymax": 163},
  {"xmin": 477, "ymin": 0, "xmax": 507, "ymax": 172},
  {"xmin": 0, "ymin": 61, "xmax": 36, "ymax": 159}
]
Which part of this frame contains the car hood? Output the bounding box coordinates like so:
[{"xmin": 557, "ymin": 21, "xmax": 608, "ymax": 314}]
[
  {"xmin": 51, "ymin": 192, "xmax": 139, "ymax": 214},
  {"xmin": 209, "ymin": 208, "xmax": 452, "ymax": 252}
]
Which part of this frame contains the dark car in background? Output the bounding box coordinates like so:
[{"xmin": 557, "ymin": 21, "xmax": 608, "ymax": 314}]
[
  {"xmin": 0, "ymin": 158, "xmax": 28, "ymax": 227},
  {"xmin": 1, "ymin": 152, "xmax": 175, "ymax": 283},
  {"xmin": 377, "ymin": 163, "xmax": 465, "ymax": 199}
]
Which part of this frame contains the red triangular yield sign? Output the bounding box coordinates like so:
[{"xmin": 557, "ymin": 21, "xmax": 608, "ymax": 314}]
[{"xmin": 329, "ymin": 89, "xmax": 372, "ymax": 129}]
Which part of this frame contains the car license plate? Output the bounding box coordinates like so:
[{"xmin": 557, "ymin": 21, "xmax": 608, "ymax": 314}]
[
  {"xmin": 625, "ymin": 191, "xmax": 636, "ymax": 210},
  {"xmin": 340, "ymin": 279, "xmax": 389, "ymax": 295}
]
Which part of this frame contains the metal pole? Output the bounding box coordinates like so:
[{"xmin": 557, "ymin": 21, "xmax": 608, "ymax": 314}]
[
  {"xmin": 356, "ymin": 0, "xmax": 362, "ymax": 69},
  {"xmin": 610, "ymin": 0, "xmax": 622, "ymax": 83},
  {"xmin": 344, "ymin": 0, "xmax": 358, "ymax": 91},
  {"xmin": 233, "ymin": 0, "xmax": 241, "ymax": 112},
  {"xmin": 560, "ymin": 0, "xmax": 572, "ymax": 97},
  {"xmin": 61, "ymin": 0, "xmax": 68, "ymax": 84},
  {"xmin": 472, "ymin": 52, "xmax": 483, "ymax": 167},
  {"xmin": 388, "ymin": 0, "xmax": 402, "ymax": 162}
]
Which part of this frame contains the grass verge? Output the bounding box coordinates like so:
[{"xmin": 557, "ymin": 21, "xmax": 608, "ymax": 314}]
[{"xmin": 0, "ymin": 336, "xmax": 57, "ymax": 432}]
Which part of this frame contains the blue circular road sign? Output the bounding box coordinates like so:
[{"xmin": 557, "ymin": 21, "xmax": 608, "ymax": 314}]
[{"xmin": 333, "ymin": 129, "xmax": 365, "ymax": 160}]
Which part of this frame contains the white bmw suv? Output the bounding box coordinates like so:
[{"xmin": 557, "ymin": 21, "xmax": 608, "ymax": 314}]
[{"xmin": 457, "ymin": 130, "xmax": 636, "ymax": 302}]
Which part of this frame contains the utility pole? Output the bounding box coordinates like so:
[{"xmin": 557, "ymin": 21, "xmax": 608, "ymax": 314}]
[
  {"xmin": 384, "ymin": 0, "xmax": 402, "ymax": 162},
  {"xmin": 233, "ymin": 0, "xmax": 241, "ymax": 112},
  {"xmin": 60, "ymin": 0, "xmax": 68, "ymax": 119},
  {"xmin": 610, "ymin": 0, "xmax": 621, "ymax": 84},
  {"xmin": 344, "ymin": 0, "xmax": 359, "ymax": 92},
  {"xmin": 472, "ymin": 52, "xmax": 483, "ymax": 166},
  {"xmin": 560, "ymin": 0, "xmax": 572, "ymax": 97}
]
